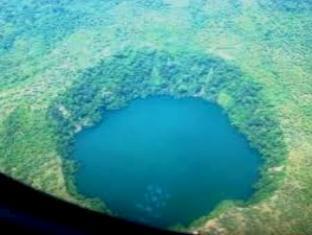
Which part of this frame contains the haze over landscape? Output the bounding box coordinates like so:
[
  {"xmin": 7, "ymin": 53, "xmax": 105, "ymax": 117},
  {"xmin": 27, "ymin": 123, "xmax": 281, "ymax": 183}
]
[{"xmin": 0, "ymin": 0, "xmax": 311, "ymax": 234}]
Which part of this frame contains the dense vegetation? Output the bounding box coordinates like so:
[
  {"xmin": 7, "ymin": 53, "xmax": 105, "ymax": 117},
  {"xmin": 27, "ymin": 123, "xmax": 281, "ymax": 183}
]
[
  {"xmin": 50, "ymin": 48, "xmax": 287, "ymax": 198},
  {"xmin": 0, "ymin": 0, "xmax": 311, "ymax": 234}
]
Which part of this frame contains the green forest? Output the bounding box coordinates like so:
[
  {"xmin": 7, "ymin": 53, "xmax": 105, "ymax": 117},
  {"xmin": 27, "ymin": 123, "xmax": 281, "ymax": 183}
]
[{"xmin": 0, "ymin": 0, "xmax": 311, "ymax": 234}]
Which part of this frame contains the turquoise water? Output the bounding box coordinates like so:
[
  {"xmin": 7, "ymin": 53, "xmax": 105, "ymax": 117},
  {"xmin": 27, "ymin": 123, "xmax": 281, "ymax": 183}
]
[{"xmin": 73, "ymin": 96, "xmax": 261, "ymax": 228}]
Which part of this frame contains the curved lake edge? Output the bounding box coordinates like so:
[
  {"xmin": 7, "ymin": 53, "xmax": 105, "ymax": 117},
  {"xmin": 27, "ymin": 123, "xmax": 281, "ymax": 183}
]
[
  {"xmin": 48, "ymin": 48, "xmax": 288, "ymax": 231},
  {"xmin": 59, "ymin": 95, "xmax": 285, "ymax": 231},
  {"xmin": 71, "ymin": 95, "xmax": 263, "ymax": 231}
]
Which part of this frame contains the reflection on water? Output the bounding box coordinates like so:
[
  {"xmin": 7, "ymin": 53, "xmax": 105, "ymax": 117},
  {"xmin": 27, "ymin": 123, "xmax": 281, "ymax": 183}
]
[{"xmin": 73, "ymin": 96, "xmax": 261, "ymax": 228}]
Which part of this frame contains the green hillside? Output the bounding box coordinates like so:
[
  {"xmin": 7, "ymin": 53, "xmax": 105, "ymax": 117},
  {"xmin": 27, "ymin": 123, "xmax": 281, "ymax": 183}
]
[{"xmin": 0, "ymin": 0, "xmax": 311, "ymax": 234}]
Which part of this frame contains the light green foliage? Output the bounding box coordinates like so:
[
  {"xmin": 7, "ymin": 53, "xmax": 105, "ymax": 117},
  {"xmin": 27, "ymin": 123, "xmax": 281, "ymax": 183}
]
[{"xmin": 0, "ymin": 0, "xmax": 311, "ymax": 234}]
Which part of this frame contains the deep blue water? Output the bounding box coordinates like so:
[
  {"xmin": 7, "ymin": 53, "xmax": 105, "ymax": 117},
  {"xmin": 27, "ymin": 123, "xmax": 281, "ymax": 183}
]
[{"xmin": 73, "ymin": 96, "xmax": 261, "ymax": 228}]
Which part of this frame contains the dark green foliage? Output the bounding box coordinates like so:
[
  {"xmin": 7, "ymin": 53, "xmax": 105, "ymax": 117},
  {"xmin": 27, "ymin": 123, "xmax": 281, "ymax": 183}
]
[
  {"xmin": 0, "ymin": 0, "xmax": 310, "ymax": 232},
  {"xmin": 48, "ymin": 47, "xmax": 287, "ymax": 206},
  {"xmin": 0, "ymin": 0, "xmax": 82, "ymax": 51},
  {"xmin": 0, "ymin": 105, "xmax": 58, "ymax": 181}
]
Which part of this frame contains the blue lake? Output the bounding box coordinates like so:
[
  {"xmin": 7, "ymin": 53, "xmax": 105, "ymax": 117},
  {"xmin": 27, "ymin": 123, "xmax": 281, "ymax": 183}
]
[{"xmin": 73, "ymin": 96, "xmax": 261, "ymax": 228}]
